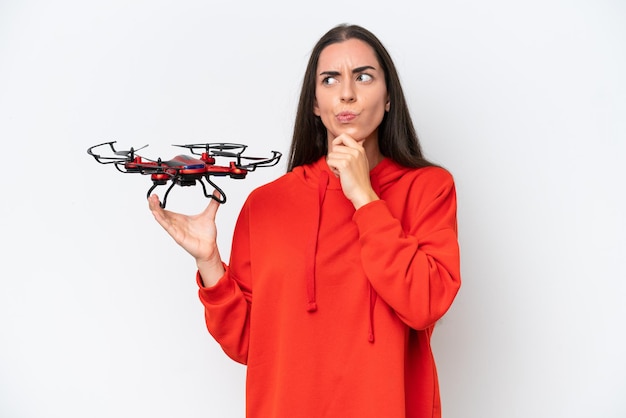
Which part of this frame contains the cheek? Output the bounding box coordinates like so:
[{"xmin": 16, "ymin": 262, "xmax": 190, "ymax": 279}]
[
  {"xmin": 376, "ymin": 97, "xmax": 390, "ymax": 118},
  {"xmin": 314, "ymin": 92, "xmax": 332, "ymax": 114},
  {"xmin": 367, "ymin": 98, "xmax": 387, "ymax": 121}
]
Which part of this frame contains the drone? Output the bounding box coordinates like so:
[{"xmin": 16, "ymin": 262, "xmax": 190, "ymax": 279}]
[{"xmin": 87, "ymin": 141, "xmax": 282, "ymax": 208}]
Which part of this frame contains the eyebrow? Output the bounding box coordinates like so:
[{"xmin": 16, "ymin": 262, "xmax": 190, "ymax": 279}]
[{"xmin": 319, "ymin": 65, "xmax": 377, "ymax": 76}]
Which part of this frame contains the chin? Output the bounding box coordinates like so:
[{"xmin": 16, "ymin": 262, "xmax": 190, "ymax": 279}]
[{"xmin": 332, "ymin": 128, "xmax": 364, "ymax": 140}]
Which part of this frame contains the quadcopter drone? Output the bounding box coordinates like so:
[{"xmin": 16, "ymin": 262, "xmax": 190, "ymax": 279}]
[{"xmin": 87, "ymin": 141, "xmax": 282, "ymax": 208}]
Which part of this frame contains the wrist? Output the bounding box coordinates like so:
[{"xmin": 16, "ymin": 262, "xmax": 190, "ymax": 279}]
[
  {"xmin": 352, "ymin": 190, "xmax": 379, "ymax": 210},
  {"xmin": 196, "ymin": 256, "xmax": 225, "ymax": 287}
]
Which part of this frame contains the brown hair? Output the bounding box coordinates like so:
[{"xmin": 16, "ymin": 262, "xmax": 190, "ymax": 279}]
[{"xmin": 287, "ymin": 24, "xmax": 433, "ymax": 171}]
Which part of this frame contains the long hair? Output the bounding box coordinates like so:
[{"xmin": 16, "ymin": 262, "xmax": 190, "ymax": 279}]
[{"xmin": 287, "ymin": 24, "xmax": 433, "ymax": 171}]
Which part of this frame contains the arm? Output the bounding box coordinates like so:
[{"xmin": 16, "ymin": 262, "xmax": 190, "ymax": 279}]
[
  {"xmin": 197, "ymin": 202, "xmax": 253, "ymax": 364},
  {"xmin": 353, "ymin": 169, "xmax": 461, "ymax": 330},
  {"xmin": 148, "ymin": 193, "xmax": 251, "ymax": 363}
]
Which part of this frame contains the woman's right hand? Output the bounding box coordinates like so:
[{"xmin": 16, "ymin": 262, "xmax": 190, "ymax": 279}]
[{"xmin": 148, "ymin": 192, "xmax": 225, "ymax": 286}]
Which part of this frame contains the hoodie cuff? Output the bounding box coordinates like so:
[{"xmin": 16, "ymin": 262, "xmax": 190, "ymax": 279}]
[
  {"xmin": 353, "ymin": 199, "xmax": 392, "ymax": 228},
  {"xmin": 196, "ymin": 263, "xmax": 235, "ymax": 305}
]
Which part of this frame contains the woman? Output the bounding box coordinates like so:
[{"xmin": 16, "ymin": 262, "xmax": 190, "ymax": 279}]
[{"xmin": 149, "ymin": 23, "xmax": 461, "ymax": 418}]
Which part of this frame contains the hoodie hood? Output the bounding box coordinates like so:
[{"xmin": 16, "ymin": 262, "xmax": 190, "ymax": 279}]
[{"xmin": 291, "ymin": 156, "xmax": 412, "ymax": 342}]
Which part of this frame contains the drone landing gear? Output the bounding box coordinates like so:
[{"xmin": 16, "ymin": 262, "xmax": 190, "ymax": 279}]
[
  {"xmin": 198, "ymin": 177, "xmax": 227, "ymax": 205},
  {"xmin": 147, "ymin": 176, "xmax": 227, "ymax": 208}
]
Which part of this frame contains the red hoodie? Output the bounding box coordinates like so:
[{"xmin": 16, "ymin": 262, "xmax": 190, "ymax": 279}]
[{"xmin": 197, "ymin": 156, "xmax": 461, "ymax": 418}]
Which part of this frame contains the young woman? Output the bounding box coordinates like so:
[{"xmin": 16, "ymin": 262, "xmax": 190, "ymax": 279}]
[{"xmin": 149, "ymin": 24, "xmax": 461, "ymax": 418}]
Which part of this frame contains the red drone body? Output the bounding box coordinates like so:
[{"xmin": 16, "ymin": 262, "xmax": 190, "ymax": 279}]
[{"xmin": 87, "ymin": 141, "xmax": 281, "ymax": 207}]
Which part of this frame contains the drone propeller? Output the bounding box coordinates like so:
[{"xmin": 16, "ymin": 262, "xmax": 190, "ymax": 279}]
[
  {"xmin": 173, "ymin": 143, "xmax": 248, "ymax": 157},
  {"xmin": 174, "ymin": 143, "xmax": 245, "ymax": 150},
  {"xmin": 114, "ymin": 143, "xmax": 149, "ymax": 158},
  {"xmin": 211, "ymin": 150, "xmax": 242, "ymax": 158}
]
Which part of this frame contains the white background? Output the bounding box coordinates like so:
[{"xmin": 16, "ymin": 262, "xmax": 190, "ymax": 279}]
[{"xmin": 1, "ymin": 1, "xmax": 624, "ymax": 417}]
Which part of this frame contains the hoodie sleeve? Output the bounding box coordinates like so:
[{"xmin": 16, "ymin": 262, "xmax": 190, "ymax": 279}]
[
  {"xmin": 197, "ymin": 202, "xmax": 252, "ymax": 364},
  {"xmin": 352, "ymin": 167, "xmax": 461, "ymax": 330}
]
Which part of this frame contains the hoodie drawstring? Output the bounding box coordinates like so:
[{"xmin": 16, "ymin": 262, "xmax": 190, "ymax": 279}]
[
  {"xmin": 368, "ymin": 285, "xmax": 378, "ymax": 343},
  {"xmin": 306, "ymin": 167, "xmax": 379, "ymax": 343},
  {"xmin": 306, "ymin": 170, "xmax": 329, "ymax": 312}
]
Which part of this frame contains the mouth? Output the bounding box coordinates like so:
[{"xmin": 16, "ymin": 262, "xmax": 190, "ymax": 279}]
[{"xmin": 336, "ymin": 111, "xmax": 358, "ymax": 123}]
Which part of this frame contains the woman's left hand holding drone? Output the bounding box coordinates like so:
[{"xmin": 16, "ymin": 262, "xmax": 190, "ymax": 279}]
[{"xmin": 148, "ymin": 192, "xmax": 226, "ymax": 287}]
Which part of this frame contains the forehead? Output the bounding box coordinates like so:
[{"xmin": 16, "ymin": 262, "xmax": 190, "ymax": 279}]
[{"xmin": 317, "ymin": 38, "xmax": 380, "ymax": 70}]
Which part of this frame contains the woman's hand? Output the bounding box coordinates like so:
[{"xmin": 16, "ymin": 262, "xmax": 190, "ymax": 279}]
[
  {"xmin": 326, "ymin": 134, "xmax": 379, "ymax": 209},
  {"xmin": 148, "ymin": 192, "xmax": 225, "ymax": 286}
]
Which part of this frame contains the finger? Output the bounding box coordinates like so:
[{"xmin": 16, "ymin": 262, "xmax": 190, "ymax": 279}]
[
  {"xmin": 148, "ymin": 194, "xmax": 174, "ymax": 230},
  {"xmin": 332, "ymin": 134, "xmax": 360, "ymax": 148},
  {"xmin": 201, "ymin": 190, "xmax": 222, "ymax": 220},
  {"xmin": 148, "ymin": 194, "xmax": 161, "ymax": 211},
  {"xmin": 327, "ymin": 148, "xmax": 361, "ymax": 169},
  {"xmin": 148, "ymin": 194, "xmax": 167, "ymax": 221}
]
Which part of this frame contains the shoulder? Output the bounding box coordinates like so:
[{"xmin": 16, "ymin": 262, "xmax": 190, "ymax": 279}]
[
  {"xmin": 245, "ymin": 171, "xmax": 304, "ymax": 205},
  {"xmin": 391, "ymin": 164, "xmax": 455, "ymax": 195},
  {"xmin": 411, "ymin": 166, "xmax": 456, "ymax": 200},
  {"xmin": 382, "ymin": 165, "xmax": 457, "ymax": 216},
  {"xmin": 413, "ymin": 165, "xmax": 454, "ymax": 183}
]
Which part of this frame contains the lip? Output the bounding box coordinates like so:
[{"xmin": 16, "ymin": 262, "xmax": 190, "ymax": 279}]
[{"xmin": 336, "ymin": 111, "xmax": 358, "ymax": 123}]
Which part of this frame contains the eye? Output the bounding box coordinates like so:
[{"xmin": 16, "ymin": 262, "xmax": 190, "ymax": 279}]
[
  {"xmin": 356, "ymin": 73, "xmax": 373, "ymax": 83},
  {"xmin": 322, "ymin": 76, "xmax": 338, "ymax": 86}
]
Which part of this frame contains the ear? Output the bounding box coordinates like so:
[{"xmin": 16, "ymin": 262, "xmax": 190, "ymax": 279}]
[
  {"xmin": 385, "ymin": 96, "xmax": 390, "ymax": 112},
  {"xmin": 313, "ymin": 98, "xmax": 321, "ymax": 116}
]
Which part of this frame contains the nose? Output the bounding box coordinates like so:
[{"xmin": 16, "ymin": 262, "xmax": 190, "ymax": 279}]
[{"xmin": 340, "ymin": 80, "xmax": 356, "ymax": 103}]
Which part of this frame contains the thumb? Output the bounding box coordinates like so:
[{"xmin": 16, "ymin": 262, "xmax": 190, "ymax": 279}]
[{"xmin": 202, "ymin": 190, "xmax": 223, "ymax": 219}]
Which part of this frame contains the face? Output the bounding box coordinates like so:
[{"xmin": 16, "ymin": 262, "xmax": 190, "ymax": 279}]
[{"xmin": 314, "ymin": 38, "xmax": 390, "ymax": 148}]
